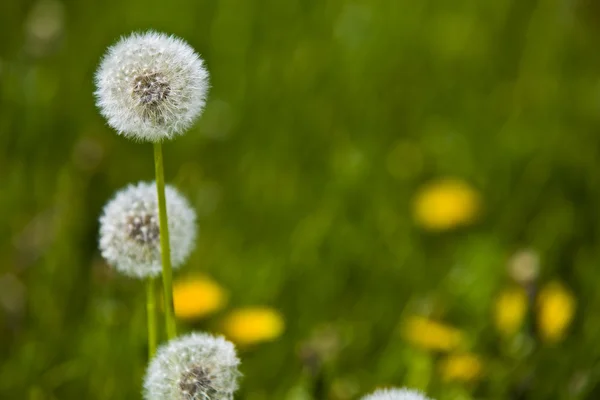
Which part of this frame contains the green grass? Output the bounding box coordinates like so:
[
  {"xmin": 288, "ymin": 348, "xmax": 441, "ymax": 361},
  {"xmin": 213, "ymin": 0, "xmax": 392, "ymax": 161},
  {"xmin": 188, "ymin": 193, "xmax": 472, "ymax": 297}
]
[{"xmin": 1, "ymin": 0, "xmax": 600, "ymax": 399}]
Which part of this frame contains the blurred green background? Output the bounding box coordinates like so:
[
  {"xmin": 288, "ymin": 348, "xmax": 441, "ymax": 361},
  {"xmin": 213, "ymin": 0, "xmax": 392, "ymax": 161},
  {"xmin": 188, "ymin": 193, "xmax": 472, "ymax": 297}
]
[{"xmin": 2, "ymin": 0, "xmax": 600, "ymax": 399}]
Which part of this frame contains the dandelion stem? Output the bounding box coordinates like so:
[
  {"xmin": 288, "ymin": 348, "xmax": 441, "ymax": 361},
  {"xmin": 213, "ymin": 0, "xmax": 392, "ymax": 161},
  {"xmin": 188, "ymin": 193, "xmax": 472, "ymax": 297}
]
[
  {"xmin": 146, "ymin": 278, "xmax": 157, "ymax": 358},
  {"xmin": 153, "ymin": 142, "xmax": 177, "ymax": 339}
]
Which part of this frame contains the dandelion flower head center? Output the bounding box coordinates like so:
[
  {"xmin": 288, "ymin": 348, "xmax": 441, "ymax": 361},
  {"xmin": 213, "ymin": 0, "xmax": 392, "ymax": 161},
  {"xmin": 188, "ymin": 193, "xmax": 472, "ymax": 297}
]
[
  {"xmin": 179, "ymin": 365, "xmax": 217, "ymax": 399},
  {"xmin": 125, "ymin": 208, "xmax": 159, "ymax": 245},
  {"xmin": 133, "ymin": 71, "xmax": 171, "ymax": 108}
]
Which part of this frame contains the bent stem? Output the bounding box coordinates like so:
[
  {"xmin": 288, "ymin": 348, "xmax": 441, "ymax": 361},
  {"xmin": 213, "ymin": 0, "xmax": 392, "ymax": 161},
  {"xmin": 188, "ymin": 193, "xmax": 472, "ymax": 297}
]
[
  {"xmin": 153, "ymin": 142, "xmax": 177, "ymax": 339},
  {"xmin": 146, "ymin": 278, "xmax": 157, "ymax": 358}
]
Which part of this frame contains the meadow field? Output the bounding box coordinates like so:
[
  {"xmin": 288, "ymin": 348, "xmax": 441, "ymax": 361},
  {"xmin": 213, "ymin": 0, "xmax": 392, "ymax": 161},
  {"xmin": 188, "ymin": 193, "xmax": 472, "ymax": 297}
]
[{"xmin": 1, "ymin": 0, "xmax": 599, "ymax": 399}]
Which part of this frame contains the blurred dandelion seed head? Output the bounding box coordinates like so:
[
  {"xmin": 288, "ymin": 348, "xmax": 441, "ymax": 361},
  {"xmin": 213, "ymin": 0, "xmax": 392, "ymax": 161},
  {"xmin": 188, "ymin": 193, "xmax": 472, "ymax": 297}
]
[
  {"xmin": 508, "ymin": 248, "xmax": 540, "ymax": 284},
  {"xmin": 143, "ymin": 332, "xmax": 240, "ymax": 400},
  {"xmin": 361, "ymin": 388, "xmax": 432, "ymax": 400},
  {"xmin": 99, "ymin": 181, "xmax": 197, "ymax": 278},
  {"xmin": 94, "ymin": 31, "xmax": 209, "ymax": 141},
  {"xmin": 24, "ymin": 0, "xmax": 65, "ymax": 57}
]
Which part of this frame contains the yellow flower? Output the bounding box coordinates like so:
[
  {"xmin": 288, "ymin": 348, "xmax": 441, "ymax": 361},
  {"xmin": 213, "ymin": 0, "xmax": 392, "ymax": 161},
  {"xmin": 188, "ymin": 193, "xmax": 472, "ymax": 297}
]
[
  {"xmin": 222, "ymin": 307, "xmax": 285, "ymax": 345},
  {"xmin": 439, "ymin": 353, "xmax": 484, "ymax": 382},
  {"xmin": 537, "ymin": 282, "xmax": 576, "ymax": 343},
  {"xmin": 413, "ymin": 179, "xmax": 480, "ymax": 231},
  {"xmin": 402, "ymin": 316, "xmax": 463, "ymax": 352},
  {"xmin": 172, "ymin": 276, "xmax": 227, "ymax": 320},
  {"xmin": 494, "ymin": 286, "xmax": 528, "ymax": 336}
]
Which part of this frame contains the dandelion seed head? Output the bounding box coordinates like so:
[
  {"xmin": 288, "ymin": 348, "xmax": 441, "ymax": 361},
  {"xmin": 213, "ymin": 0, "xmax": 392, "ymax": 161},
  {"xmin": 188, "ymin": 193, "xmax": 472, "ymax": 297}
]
[
  {"xmin": 144, "ymin": 332, "xmax": 241, "ymax": 400},
  {"xmin": 99, "ymin": 181, "xmax": 197, "ymax": 278},
  {"xmin": 507, "ymin": 248, "xmax": 540, "ymax": 284},
  {"xmin": 361, "ymin": 388, "xmax": 432, "ymax": 400},
  {"xmin": 95, "ymin": 31, "xmax": 209, "ymax": 141}
]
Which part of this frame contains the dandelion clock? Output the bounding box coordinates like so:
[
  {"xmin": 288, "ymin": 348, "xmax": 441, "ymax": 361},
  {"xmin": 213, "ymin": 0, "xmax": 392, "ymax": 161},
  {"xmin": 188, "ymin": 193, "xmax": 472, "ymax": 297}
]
[
  {"xmin": 99, "ymin": 181, "xmax": 197, "ymax": 278},
  {"xmin": 95, "ymin": 31, "xmax": 209, "ymax": 141},
  {"xmin": 144, "ymin": 333, "xmax": 241, "ymax": 400}
]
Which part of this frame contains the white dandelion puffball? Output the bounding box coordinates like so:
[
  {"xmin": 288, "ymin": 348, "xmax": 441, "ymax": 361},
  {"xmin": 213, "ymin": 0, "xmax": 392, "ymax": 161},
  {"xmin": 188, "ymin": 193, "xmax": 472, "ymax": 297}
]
[
  {"xmin": 99, "ymin": 181, "xmax": 197, "ymax": 278},
  {"xmin": 144, "ymin": 332, "xmax": 241, "ymax": 400},
  {"xmin": 95, "ymin": 31, "xmax": 209, "ymax": 141},
  {"xmin": 361, "ymin": 388, "xmax": 433, "ymax": 400}
]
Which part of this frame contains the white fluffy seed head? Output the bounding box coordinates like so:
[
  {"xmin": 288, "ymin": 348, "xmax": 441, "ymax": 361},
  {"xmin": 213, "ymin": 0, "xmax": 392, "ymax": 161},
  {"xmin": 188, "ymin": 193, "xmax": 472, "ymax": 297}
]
[
  {"xmin": 361, "ymin": 388, "xmax": 433, "ymax": 400},
  {"xmin": 99, "ymin": 181, "xmax": 197, "ymax": 278},
  {"xmin": 144, "ymin": 332, "xmax": 241, "ymax": 400},
  {"xmin": 94, "ymin": 31, "xmax": 209, "ymax": 141}
]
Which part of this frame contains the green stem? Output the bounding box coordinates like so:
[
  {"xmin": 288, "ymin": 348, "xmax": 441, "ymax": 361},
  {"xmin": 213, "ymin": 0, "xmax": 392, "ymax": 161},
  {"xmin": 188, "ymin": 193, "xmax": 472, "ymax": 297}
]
[
  {"xmin": 146, "ymin": 278, "xmax": 157, "ymax": 358},
  {"xmin": 153, "ymin": 142, "xmax": 177, "ymax": 339}
]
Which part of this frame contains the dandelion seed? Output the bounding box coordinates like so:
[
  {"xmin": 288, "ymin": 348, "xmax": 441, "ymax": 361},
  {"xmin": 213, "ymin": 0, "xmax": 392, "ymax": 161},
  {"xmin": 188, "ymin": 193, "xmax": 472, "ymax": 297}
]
[
  {"xmin": 99, "ymin": 181, "xmax": 196, "ymax": 278},
  {"xmin": 143, "ymin": 332, "xmax": 240, "ymax": 400},
  {"xmin": 95, "ymin": 31, "xmax": 209, "ymax": 141},
  {"xmin": 361, "ymin": 388, "xmax": 432, "ymax": 400}
]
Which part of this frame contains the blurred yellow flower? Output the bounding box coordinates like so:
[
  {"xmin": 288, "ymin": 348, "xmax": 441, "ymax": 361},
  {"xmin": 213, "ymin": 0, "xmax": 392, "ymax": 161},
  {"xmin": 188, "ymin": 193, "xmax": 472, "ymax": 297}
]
[
  {"xmin": 439, "ymin": 353, "xmax": 484, "ymax": 382},
  {"xmin": 173, "ymin": 276, "xmax": 227, "ymax": 320},
  {"xmin": 402, "ymin": 316, "xmax": 463, "ymax": 352},
  {"xmin": 537, "ymin": 282, "xmax": 576, "ymax": 343},
  {"xmin": 413, "ymin": 179, "xmax": 480, "ymax": 231},
  {"xmin": 222, "ymin": 307, "xmax": 285, "ymax": 345},
  {"xmin": 494, "ymin": 286, "xmax": 528, "ymax": 336}
]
